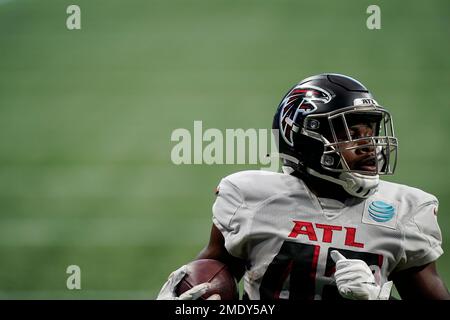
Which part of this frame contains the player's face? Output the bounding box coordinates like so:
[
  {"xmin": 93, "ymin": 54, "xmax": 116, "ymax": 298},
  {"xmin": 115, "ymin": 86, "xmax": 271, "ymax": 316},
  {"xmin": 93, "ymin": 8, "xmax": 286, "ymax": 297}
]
[{"xmin": 335, "ymin": 123, "xmax": 377, "ymax": 173}]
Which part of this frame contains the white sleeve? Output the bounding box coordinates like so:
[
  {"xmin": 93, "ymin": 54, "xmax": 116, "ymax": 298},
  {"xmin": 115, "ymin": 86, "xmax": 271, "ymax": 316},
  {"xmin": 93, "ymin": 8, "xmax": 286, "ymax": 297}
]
[
  {"xmin": 211, "ymin": 178, "xmax": 249, "ymax": 259},
  {"xmin": 396, "ymin": 200, "xmax": 443, "ymax": 271}
]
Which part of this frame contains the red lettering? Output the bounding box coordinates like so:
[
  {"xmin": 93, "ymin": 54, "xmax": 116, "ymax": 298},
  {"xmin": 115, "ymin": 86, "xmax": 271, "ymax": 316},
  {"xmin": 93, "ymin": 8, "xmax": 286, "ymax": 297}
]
[
  {"xmin": 315, "ymin": 224, "xmax": 342, "ymax": 243},
  {"xmin": 344, "ymin": 227, "xmax": 364, "ymax": 248},
  {"xmin": 288, "ymin": 221, "xmax": 318, "ymax": 241},
  {"xmin": 288, "ymin": 220, "xmax": 365, "ymax": 248}
]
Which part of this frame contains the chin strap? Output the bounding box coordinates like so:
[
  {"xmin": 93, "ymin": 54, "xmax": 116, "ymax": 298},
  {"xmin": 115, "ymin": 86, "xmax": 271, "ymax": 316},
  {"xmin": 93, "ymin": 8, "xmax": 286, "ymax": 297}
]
[{"xmin": 306, "ymin": 168, "xmax": 379, "ymax": 199}]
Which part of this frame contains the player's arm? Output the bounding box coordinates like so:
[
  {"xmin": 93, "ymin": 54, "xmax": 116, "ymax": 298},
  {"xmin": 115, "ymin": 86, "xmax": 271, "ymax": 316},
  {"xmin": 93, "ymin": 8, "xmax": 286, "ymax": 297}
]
[
  {"xmin": 390, "ymin": 199, "xmax": 449, "ymax": 299},
  {"xmin": 390, "ymin": 261, "xmax": 450, "ymax": 300},
  {"xmin": 196, "ymin": 224, "xmax": 246, "ymax": 281}
]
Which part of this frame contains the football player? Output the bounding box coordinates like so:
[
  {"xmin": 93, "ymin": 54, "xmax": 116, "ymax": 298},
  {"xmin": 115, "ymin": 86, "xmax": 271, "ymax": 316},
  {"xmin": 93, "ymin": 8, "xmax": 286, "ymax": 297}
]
[{"xmin": 157, "ymin": 73, "xmax": 449, "ymax": 300}]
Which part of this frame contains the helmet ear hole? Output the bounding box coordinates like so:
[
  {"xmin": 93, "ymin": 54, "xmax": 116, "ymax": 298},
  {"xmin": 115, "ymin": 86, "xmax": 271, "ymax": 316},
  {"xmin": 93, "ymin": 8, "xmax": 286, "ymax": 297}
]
[
  {"xmin": 320, "ymin": 153, "xmax": 341, "ymax": 170},
  {"xmin": 305, "ymin": 119, "xmax": 320, "ymax": 130},
  {"xmin": 322, "ymin": 155, "xmax": 334, "ymax": 166}
]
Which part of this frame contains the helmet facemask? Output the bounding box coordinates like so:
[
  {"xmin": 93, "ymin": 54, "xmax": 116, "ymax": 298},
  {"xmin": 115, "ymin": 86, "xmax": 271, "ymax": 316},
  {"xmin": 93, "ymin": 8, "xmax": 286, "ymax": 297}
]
[{"xmin": 301, "ymin": 106, "xmax": 398, "ymax": 198}]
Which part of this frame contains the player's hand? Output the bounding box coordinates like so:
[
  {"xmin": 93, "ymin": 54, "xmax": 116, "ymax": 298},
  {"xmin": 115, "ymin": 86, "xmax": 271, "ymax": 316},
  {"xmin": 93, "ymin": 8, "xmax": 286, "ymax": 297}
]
[
  {"xmin": 331, "ymin": 250, "xmax": 393, "ymax": 300},
  {"xmin": 156, "ymin": 265, "xmax": 221, "ymax": 300}
]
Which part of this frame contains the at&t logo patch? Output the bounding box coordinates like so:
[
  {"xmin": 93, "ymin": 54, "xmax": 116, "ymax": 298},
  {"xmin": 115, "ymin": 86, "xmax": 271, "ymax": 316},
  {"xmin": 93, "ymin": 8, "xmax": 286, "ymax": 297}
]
[
  {"xmin": 368, "ymin": 201, "xmax": 395, "ymax": 222},
  {"xmin": 362, "ymin": 199, "xmax": 398, "ymax": 229}
]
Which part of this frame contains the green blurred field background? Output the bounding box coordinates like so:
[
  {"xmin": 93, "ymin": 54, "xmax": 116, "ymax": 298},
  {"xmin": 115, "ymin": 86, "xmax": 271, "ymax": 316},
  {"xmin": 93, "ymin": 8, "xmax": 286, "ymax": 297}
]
[{"xmin": 0, "ymin": 0, "xmax": 448, "ymax": 299}]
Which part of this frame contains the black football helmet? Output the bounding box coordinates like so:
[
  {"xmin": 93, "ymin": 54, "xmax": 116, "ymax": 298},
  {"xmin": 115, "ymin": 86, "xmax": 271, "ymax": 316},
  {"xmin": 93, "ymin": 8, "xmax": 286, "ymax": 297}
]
[{"xmin": 273, "ymin": 73, "xmax": 398, "ymax": 198}]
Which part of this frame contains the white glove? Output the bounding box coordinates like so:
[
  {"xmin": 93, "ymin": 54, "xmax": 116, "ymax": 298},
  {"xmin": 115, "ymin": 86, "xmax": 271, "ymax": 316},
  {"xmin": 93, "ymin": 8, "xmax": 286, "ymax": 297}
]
[
  {"xmin": 156, "ymin": 265, "xmax": 221, "ymax": 300},
  {"xmin": 331, "ymin": 250, "xmax": 393, "ymax": 300}
]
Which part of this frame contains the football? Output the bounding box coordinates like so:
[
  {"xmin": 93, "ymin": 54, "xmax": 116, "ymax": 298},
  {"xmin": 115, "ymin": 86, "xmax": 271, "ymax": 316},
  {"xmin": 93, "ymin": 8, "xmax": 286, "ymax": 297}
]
[{"xmin": 175, "ymin": 259, "xmax": 239, "ymax": 300}]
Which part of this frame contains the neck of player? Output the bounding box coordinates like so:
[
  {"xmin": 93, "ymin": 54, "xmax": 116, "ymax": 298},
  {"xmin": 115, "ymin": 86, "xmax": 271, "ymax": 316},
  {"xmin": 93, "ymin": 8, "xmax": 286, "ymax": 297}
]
[{"xmin": 294, "ymin": 171, "xmax": 353, "ymax": 203}]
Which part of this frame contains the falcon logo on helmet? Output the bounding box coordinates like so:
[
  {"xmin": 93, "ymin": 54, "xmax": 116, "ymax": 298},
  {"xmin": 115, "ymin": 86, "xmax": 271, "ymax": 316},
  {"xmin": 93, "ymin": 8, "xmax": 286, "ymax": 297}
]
[{"xmin": 279, "ymin": 85, "xmax": 332, "ymax": 146}]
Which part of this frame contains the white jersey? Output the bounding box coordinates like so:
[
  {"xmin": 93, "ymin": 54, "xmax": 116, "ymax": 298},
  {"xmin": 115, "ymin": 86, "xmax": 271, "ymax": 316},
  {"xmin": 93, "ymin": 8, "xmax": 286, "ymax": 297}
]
[{"xmin": 212, "ymin": 170, "xmax": 443, "ymax": 300}]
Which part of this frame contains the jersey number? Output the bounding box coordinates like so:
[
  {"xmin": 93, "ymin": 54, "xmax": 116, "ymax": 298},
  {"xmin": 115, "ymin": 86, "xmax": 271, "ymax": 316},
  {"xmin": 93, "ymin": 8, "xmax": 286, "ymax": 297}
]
[{"xmin": 259, "ymin": 241, "xmax": 383, "ymax": 300}]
